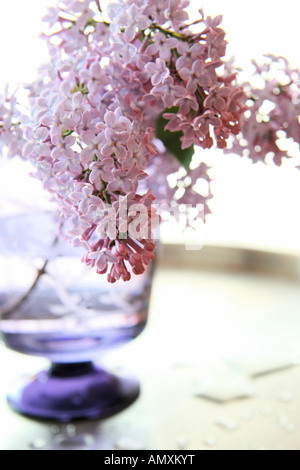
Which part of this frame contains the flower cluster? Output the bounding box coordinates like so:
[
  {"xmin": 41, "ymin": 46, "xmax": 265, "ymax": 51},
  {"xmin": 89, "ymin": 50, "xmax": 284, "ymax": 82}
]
[
  {"xmin": 0, "ymin": 0, "xmax": 247, "ymax": 282},
  {"xmin": 0, "ymin": 88, "xmax": 25, "ymax": 159},
  {"xmin": 228, "ymin": 56, "xmax": 300, "ymax": 166}
]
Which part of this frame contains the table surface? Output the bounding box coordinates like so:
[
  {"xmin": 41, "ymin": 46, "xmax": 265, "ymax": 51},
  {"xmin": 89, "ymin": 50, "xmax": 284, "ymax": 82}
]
[{"xmin": 1, "ymin": 263, "xmax": 300, "ymax": 450}]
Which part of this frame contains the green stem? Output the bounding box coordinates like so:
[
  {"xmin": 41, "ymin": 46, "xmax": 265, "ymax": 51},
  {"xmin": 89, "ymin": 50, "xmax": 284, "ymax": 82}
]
[
  {"xmin": 105, "ymin": 191, "xmax": 111, "ymax": 205},
  {"xmin": 62, "ymin": 129, "xmax": 73, "ymax": 139},
  {"xmin": 95, "ymin": 0, "xmax": 102, "ymax": 12},
  {"xmin": 79, "ymin": 168, "xmax": 91, "ymax": 181},
  {"xmin": 196, "ymin": 89, "xmax": 205, "ymax": 114},
  {"xmin": 149, "ymin": 23, "xmax": 190, "ymax": 40},
  {"xmin": 99, "ymin": 177, "xmax": 112, "ymax": 205},
  {"xmin": 1, "ymin": 236, "xmax": 59, "ymax": 320}
]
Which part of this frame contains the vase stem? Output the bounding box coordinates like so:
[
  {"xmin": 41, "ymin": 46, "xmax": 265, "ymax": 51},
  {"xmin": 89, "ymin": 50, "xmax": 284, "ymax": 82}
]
[
  {"xmin": 50, "ymin": 362, "xmax": 94, "ymax": 378},
  {"xmin": 7, "ymin": 361, "xmax": 140, "ymax": 421}
]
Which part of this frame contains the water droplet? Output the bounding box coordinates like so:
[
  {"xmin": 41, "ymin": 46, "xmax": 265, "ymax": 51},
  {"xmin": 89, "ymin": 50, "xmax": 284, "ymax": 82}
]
[
  {"xmin": 214, "ymin": 417, "xmax": 240, "ymax": 431},
  {"xmin": 278, "ymin": 415, "xmax": 289, "ymax": 427},
  {"xmin": 277, "ymin": 391, "xmax": 293, "ymax": 403},
  {"xmin": 285, "ymin": 423, "xmax": 295, "ymax": 433},
  {"xmin": 66, "ymin": 424, "xmax": 77, "ymax": 437},
  {"xmin": 113, "ymin": 437, "xmax": 145, "ymax": 450},
  {"xmin": 54, "ymin": 433, "xmax": 94, "ymax": 448},
  {"xmin": 29, "ymin": 438, "xmax": 47, "ymax": 450},
  {"xmin": 241, "ymin": 410, "xmax": 253, "ymax": 421},
  {"xmin": 203, "ymin": 436, "xmax": 217, "ymax": 447},
  {"xmin": 292, "ymin": 352, "xmax": 300, "ymax": 365},
  {"xmin": 50, "ymin": 425, "xmax": 60, "ymax": 435},
  {"xmin": 260, "ymin": 405, "xmax": 273, "ymax": 416},
  {"xmin": 176, "ymin": 437, "xmax": 189, "ymax": 450},
  {"xmin": 85, "ymin": 435, "xmax": 95, "ymax": 445},
  {"xmin": 108, "ymin": 426, "xmax": 120, "ymax": 440},
  {"xmin": 193, "ymin": 365, "xmax": 256, "ymax": 402}
]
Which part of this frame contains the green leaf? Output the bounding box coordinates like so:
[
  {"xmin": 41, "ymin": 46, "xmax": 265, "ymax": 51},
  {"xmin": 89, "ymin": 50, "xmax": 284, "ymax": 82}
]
[{"xmin": 156, "ymin": 107, "xmax": 194, "ymax": 169}]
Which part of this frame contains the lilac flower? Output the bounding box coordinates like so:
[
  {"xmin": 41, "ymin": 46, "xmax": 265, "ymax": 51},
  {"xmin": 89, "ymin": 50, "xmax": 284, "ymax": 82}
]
[
  {"xmin": 69, "ymin": 184, "xmax": 100, "ymax": 213},
  {"xmin": 67, "ymin": 0, "xmax": 92, "ymax": 15},
  {"xmin": 176, "ymin": 43, "xmax": 204, "ymax": 71},
  {"xmin": 65, "ymin": 91, "xmax": 87, "ymax": 122},
  {"xmin": 1, "ymin": 0, "xmax": 249, "ymax": 282},
  {"xmin": 107, "ymin": 168, "xmax": 145, "ymax": 194},
  {"xmin": 51, "ymin": 134, "xmax": 76, "ymax": 160},
  {"xmin": 204, "ymin": 86, "xmax": 231, "ymax": 111},
  {"xmin": 136, "ymin": 53, "xmax": 153, "ymax": 83},
  {"xmin": 42, "ymin": 7, "xmax": 60, "ymax": 28},
  {"xmin": 146, "ymin": 33, "xmax": 178, "ymax": 62},
  {"xmin": 121, "ymin": 4, "xmax": 151, "ymax": 42},
  {"xmin": 97, "ymin": 108, "xmax": 132, "ymax": 134},
  {"xmin": 194, "ymin": 111, "xmax": 222, "ymax": 137},
  {"xmin": 207, "ymin": 31, "xmax": 227, "ymax": 60},
  {"xmin": 93, "ymin": 22, "xmax": 110, "ymax": 43},
  {"xmin": 227, "ymin": 56, "xmax": 300, "ymax": 166},
  {"xmin": 123, "ymin": 142, "xmax": 147, "ymax": 171},
  {"xmin": 205, "ymin": 15, "xmax": 223, "ymax": 33},
  {"xmin": 81, "ymin": 61, "xmax": 110, "ymax": 95},
  {"xmin": 76, "ymin": 111, "xmax": 97, "ymax": 140},
  {"xmin": 41, "ymin": 104, "xmax": 67, "ymax": 128},
  {"xmin": 35, "ymin": 91, "xmax": 60, "ymax": 121},
  {"xmin": 89, "ymin": 158, "xmax": 115, "ymax": 184},
  {"xmin": 163, "ymin": 113, "xmax": 183, "ymax": 132},
  {"xmin": 80, "ymin": 133, "xmax": 103, "ymax": 162},
  {"xmin": 179, "ymin": 121, "xmax": 197, "ymax": 148},
  {"xmin": 166, "ymin": 0, "xmax": 189, "ymax": 31},
  {"xmin": 101, "ymin": 128, "xmax": 129, "ymax": 159},
  {"xmin": 35, "ymin": 162, "xmax": 62, "ymax": 193},
  {"xmin": 144, "ymin": 0, "xmax": 168, "ymax": 24},
  {"xmin": 151, "ymin": 78, "xmax": 186, "ymax": 108},
  {"xmin": 177, "ymin": 95, "xmax": 199, "ymax": 115},
  {"xmin": 87, "ymin": 250, "xmax": 118, "ymax": 273},
  {"xmin": 145, "ymin": 58, "xmax": 170, "ymax": 86},
  {"xmin": 23, "ymin": 126, "xmax": 51, "ymax": 159},
  {"xmin": 53, "ymin": 155, "xmax": 82, "ymax": 175},
  {"xmin": 109, "ymin": 34, "xmax": 137, "ymax": 63},
  {"xmin": 106, "ymin": 1, "xmax": 126, "ymax": 23},
  {"xmin": 179, "ymin": 60, "xmax": 212, "ymax": 94},
  {"xmin": 73, "ymin": 4, "xmax": 95, "ymax": 30}
]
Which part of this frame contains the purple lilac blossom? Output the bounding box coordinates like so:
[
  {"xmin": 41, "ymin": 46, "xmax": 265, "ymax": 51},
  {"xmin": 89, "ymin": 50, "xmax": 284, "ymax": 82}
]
[{"xmin": 0, "ymin": 0, "xmax": 249, "ymax": 282}]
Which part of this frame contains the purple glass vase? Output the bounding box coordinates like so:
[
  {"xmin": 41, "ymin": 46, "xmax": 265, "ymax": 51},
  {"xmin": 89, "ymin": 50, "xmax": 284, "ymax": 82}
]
[{"xmin": 0, "ymin": 212, "xmax": 155, "ymax": 421}]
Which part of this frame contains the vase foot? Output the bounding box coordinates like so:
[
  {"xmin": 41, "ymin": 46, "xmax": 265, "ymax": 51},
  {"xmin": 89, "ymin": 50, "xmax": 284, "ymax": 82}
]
[{"xmin": 6, "ymin": 362, "xmax": 140, "ymax": 421}]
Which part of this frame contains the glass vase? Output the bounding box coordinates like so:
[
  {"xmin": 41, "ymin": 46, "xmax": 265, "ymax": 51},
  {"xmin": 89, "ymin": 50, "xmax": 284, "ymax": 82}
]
[{"xmin": 0, "ymin": 212, "xmax": 155, "ymax": 421}]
